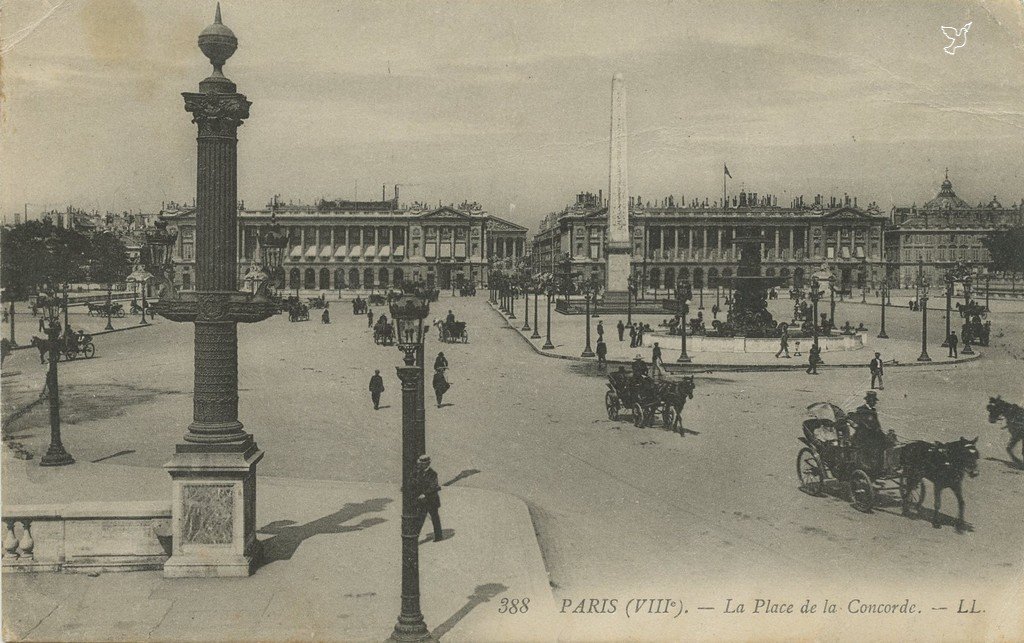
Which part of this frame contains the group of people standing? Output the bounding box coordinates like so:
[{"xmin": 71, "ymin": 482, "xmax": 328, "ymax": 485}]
[{"xmin": 368, "ymin": 350, "xmax": 452, "ymax": 409}]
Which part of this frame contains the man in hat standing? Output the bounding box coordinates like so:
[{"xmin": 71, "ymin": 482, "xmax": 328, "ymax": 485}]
[
  {"xmin": 616, "ymin": 319, "xmax": 625, "ymax": 342},
  {"xmin": 414, "ymin": 455, "xmax": 444, "ymax": 542},
  {"xmin": 851, "ymin": 391, "xmax": 890, "ymax": 472},
  {"xmin": 869, "ymin": 352, "xmax": 884, "ymax": 390},
  {"xmin": 651, "ymin": 342, "xmax": 664, "ymax": 377},
  {"xmin": 368, "ymin": 369, "xmax": 385, "ymax": 410},
  {"xmin": 595, "ymin": 338, "xmax": 608, "ymax": 369}
]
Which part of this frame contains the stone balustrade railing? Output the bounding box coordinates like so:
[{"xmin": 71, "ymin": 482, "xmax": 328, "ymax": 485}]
[{"xmin": 2, "ymin": 502, "xmax": 171, "ymax": 573}]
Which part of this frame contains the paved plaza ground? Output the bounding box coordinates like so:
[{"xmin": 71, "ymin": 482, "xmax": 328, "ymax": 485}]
[{"xmin": 2, "ymin": 291, "xmax": 1023, "ymax": 640}]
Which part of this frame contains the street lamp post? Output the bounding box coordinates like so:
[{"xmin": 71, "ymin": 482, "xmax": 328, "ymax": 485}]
[
  {"xmin": 916, "ymin": 259, "xmax": 931, "ymax": 362},
  {"xmin": 626, "ymin": 274, "xmax": 635, "ymax": 326},
  {"xmin": 808, "ymin": 277, "xmax": 821, "ymax": 375},
  {"xmin": 105, "ymin": 283, "xmax": 114, "ymax": 331},
  {"xmin": 676, "ymin": 280, "xmax": 691, "ymax": 363},
  {"xmin": 877, "ymin": 273, "xmax": 889, "ymax": 339},
  {"xmin": 388, "ymin": 294, "xmax": 434, "ymax": 643},
  {"xmin": 521, "ymin": 279, "xmax": 531, "ymax": 331},
  {"xmin": 39, "ymin": 293, "xmax": 74, "ymax": 467},
  {"xmin": 508, "ymin": 284, "xmax": 516, "ymax": 320},
  {"xmin": 531, "ymin": 286, "xmax": 541, "ymax": 340},
  {"xmin": 543, "ymin": 283, "xmax": 555, "ymax": 350},
  {"xmin": 942, "ymin": 275, "xmax": 953, "ymax": 347},
  {"xmin": 828, "ymin": 283, "xmax": 836, "ymax": 327},
  {"xmin": 63, "ymin": 284, "xmax": 69, "ymax": 329},
  {"xmin": 579, "ymin": 276, "xmax": 596, "ymax": 358},
  {"xmin": 128, "ymin": 264, "xmax": 154, "ymax": 326}
]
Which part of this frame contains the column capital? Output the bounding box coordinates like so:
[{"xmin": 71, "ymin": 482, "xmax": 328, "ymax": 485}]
[{"xmin": 183, "ymin": 92, "xmax": 251, "ymax": 137}]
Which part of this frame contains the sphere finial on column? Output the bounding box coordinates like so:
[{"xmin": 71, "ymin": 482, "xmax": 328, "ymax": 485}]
[{"xmin": 198, "ymin": 2, "xmax": 238, "ymax": 92}]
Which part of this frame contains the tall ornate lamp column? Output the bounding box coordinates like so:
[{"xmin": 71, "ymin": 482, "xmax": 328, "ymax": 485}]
[
  {"xmin": 676, "ymin": 280, "xmax": 692, "ymax": 363},
  {"xmin": 877, "ymin": 267, "xmax": 889, "ymax": 339},
  {"xmin": 580, "ymin": 276, "xmax": 595, "ymax": 358},
  {"xmin": 543, "ymin": 279, "xmax": 555, "ymax": 350},
  {"xmin": 39, "ymin": 289, "xmax": 74, "ymax": 467},
  {"xmin": 521, "ymin": 277, "xmax": 531, "ymax": 332},
  {"xmin": 152, "ymin": 5, "xmax": 277, "ymax": 578},
  {"xmin": 915, "ymin": 258, "xmax": 931, "ymax": 362},
  {"xmin": 389, "ymin": 295, "xmax": 434, "ymax": 643},
  {"xmin": 531, "ymin": 280, "xmax": 541, "ymax": 339},
  {"xmin": 941, "ymin": 273, "xmax": 953, "ymax": 347}
]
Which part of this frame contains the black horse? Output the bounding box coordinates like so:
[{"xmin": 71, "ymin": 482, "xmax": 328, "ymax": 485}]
[
  {"xmin": 658, "ymin": 376, "xmax": 696, "ymax": 434},
  {"xmin": 987, "ymin": 396, "xmax": 1024, "ymax": 467},
  {"xmin": 900, "ymin": 437, "xmax": 980, "ymax": 533}
]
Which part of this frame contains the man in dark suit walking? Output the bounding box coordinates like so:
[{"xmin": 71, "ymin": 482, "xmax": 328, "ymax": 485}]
[
  {"xmin": 369, "ymin": 370, "xmax": 385, "ymax": 409},
  {"xmin": 869, "ymin": 352, "xmax": 884, "ymax": 390},
  {"xmin": 616, "ymin": 319, "xmax": 625, "ymax": 342},
  {"xmin": 414, "ymin": 455, "xmax": 444, "ymax": 542}
]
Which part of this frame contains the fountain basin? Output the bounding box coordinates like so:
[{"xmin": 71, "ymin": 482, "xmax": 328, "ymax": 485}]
[{"xmin": 644, "ymin": 332, "xmax": 865, "ymax": 353}]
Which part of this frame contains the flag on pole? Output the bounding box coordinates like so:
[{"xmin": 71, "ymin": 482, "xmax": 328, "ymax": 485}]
[{"xmin": 724, "ymin": 164, "xmax": 732, "ymax": 179}]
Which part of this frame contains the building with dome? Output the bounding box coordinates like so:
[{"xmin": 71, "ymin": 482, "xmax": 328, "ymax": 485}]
[
  {"xmin": 531, "ymin": 189, "xmax": 889, "ymax": 293},
  {"xmin": 163, "ymin": 189, "xmax": 527, "ymax": 292},
  {"xmin": 886, "ymin": 172, "xmax": 1024, "ymax": 286}
]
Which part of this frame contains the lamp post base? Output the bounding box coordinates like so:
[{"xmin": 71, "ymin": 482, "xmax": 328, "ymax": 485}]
[
  {"xmin": 388, "ymin": 620, "xmax": 437, "ymax": 643},
  {"xmin": 40, "ymin": 445, "xmax": 75, "ymax": 467},
  {"xmin": 542, "ymin": 341, "xmax": 554, "ymax": 350},
  {"xmin": 876, "ymin": 331, "xmax": 889, "ymax": 339},
  {"xmin": 531, "ymin": 330, "xmax": 541, "ymax": 339},
  {"xmin": 917, "ymin": 352, "xmax": 932, "ymax": 362},
  {"xmin": 676, "ymin": 355, "xmax": 692, "ymax": 363},
  {"xmin": 961, "ymin": 345, "xmax": 975, "ymax": 355},
  {"xmin": 581, "ymin": 348, "xmax": 595, "ymax": 358}
]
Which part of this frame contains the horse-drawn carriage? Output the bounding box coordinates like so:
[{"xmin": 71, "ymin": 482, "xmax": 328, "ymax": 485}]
[
  {"xmin": 63, "ymin": 333, "xmax": 95, "ymax": 360},
  {"xmin": 307, "ymin": 296, "xmax": 327, "ymax": 309},
  {"xmin": 368, "ymin": 294, "xmax": 387, "ymax": 306},
  {"xmin": 437, "ymin": 320, "xmax": 468, "ymax": 343},
  {"xmin": 284, "ymin": 297, "xmax": 309, "ymax": 322},
  {"xmin": 605, "ymin": 372, "xmax": 695, "ymax": 431},
  {"xmin": 797, "ymin": 402, "xmax": 923, "ymax": 513},
  {"xmin": 457, "ymin": 284, "xmax": 477, "ymax": 297},
  {"xmin": 30, "ymin": 332, "xmax": 95, "ymax": 362},
  {"xmin": 87, "ymin": 301, "xmax": 124, "ymax": 318},
  {"xmin": 374, "ymin": 320, "xmax": 395, "ymax": 345}
]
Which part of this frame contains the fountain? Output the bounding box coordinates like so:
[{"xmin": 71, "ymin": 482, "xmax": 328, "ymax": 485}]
[{"xmin": 715, "ymin": 234, "xmax": 787, "ymax": 337}]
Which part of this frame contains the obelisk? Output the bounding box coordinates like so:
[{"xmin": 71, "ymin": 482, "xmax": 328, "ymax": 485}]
[{"xmin": 604, "ymin": 72, "xmax": 631, "ymax": 304}]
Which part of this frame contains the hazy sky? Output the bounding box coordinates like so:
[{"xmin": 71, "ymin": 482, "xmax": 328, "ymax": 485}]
[{"xmin": 2, "ymin": 0, "xmax": 1023, "ymax": 231}]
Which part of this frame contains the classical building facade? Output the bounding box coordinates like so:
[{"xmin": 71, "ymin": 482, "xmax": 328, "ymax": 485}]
[
  {"xmin": 887, "ymin": 173, "xmax": 1023, "ymax": 286},
  {"xmin": 532, "ymin": 190, "xmax": 889, "ymax": 291},
  {"xmin": 164, "ymin": 194, "xmax": 526, "ymax": 291}
]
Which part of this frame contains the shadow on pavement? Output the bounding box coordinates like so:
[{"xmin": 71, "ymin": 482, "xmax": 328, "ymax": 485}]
[
  {"xmin": 443, "ymin": 469, "xmax": 481, "ymax": 486},
  {"xmin": 431, "ymin": 582, "xmax": 508, "ymax": 640},
  {"xmin": 255, "ymin": 497, "xmax": 392, "ymax": 568}
]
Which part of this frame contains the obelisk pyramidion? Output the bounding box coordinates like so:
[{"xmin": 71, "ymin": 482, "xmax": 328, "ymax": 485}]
[{"xmin": 604, "ymin": 72, "xmax": 631, "ymax": 304}]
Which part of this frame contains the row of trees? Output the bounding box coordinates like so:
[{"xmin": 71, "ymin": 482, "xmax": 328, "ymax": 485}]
[
  {"xmin": 982, "ymin": 227, "xmax": 1024, "ymax": 275},
  {"xmin": 1, "ymin": 221, "xmax": 131, "ymax": 341}
]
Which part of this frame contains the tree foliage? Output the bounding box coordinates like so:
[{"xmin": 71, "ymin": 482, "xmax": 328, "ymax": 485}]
[
  {"xmin": 981, "ymin": 227, "xmax": 1024, "ymax": 274},
  {"xmin": 0, "ymin": 222, "xmax": 130, "ymax": 298}
]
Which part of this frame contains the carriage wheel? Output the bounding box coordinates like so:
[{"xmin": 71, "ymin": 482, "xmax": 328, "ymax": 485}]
[
  {"xmin": 64, "ymin": 349, "xmax": 76, "ymax": 361},
  {"xmin": 116, "ymin": 309, "xmax": 125, "ymax": 318},
  {"xmin": 631, "ymin": 403, "xmax": 644, "ymax": 427},
  {"xmin": 898, "ymin": 476, "xmax": 925, "ymax": 516},
  {"xmin": 796, "ymin": 448, "xmax": 823, "ymax": 496},
  {"xmin": 662, "ymin": 405, "xmax": 676, "ymax": 429},
  {"xmin": 605, "ymin": 391, "xmax": 619, "ymax": 420},
  {"xmin": 83, "ymin": 343, "xmax": 95, "ymax": 359},
  {"xmin": 849, "ymin": 470, "xmax": 875, "ymax": 513}
]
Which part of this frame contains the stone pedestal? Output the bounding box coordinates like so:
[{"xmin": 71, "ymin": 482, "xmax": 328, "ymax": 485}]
[{"xmin": 163, "ymin": 447, "xmax": 263, "ymax": 578}]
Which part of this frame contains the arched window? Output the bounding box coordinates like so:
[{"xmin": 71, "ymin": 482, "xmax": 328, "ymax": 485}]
[
  {"xmin": 290, "ymin": 268, "xmax": 301, "ymax": 290},
  {"xmin": 648, "ymin": 268, "xmax": 660, "ymax": 291},
  {"xmin": 334, "ymin": 268, "xmax": 345, "ymax": 289},
  {"xmin": 364, "ymin": 268, "xmax": 375, "ymax": 288},
  {"xmin": 319, "ymin": 268, "xmax": 331, "ymax": 290},
  {"xmin": 793, "ymin": 267, "xmax": 804, "ymax": 288},
  {"xmin": 693, "ymin": 267, "xmax": 704, "ymax": 288},
  {"xmin": 348, "ymin": 268, "xmax": 360, "ymax": 288},
  {"xmin": 664, "ymin": 267, "xmax": 675, "ymax": 289},
  {"xmin": 304, "ymin": 268, "xmax": 316, "ymax": 289},
  {"xmin": 707, "ymin": 267, "xmax": 719, "ymax": 287},
  {"xmin": 393, "ymin": 268, "xmax": 404, "ymax": 287},
  {"xmin": 378, "ymin": 268, "xmax": 390, "ymax": 288},
  {"xmin": 679, "ymin": 267, "xmax": 690, "ymax": 283}
]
